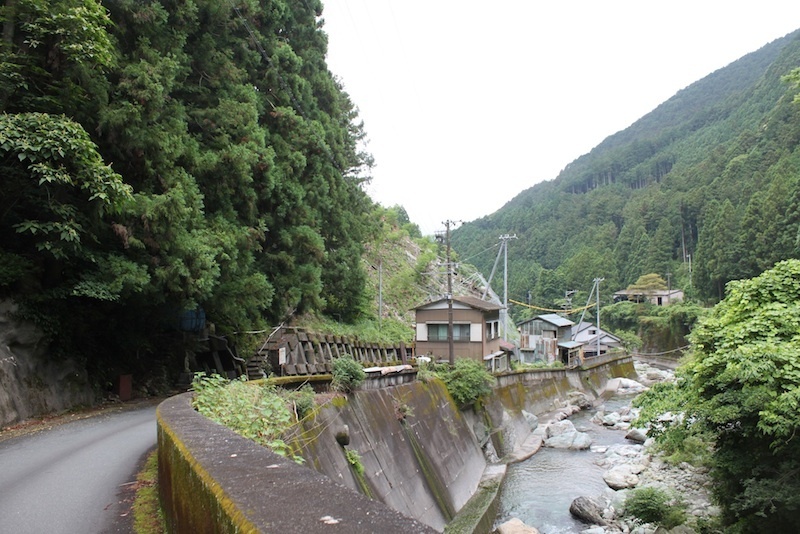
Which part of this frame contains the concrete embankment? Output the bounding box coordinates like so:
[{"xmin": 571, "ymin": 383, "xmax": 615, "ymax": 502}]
[{"xmin": 157, "ymin": 356, "xmax": 636, "ymax": 533}]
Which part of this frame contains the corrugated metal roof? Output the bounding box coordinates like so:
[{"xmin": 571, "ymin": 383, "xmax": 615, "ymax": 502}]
[{"xmin": 537, "ymin": 313, "xmax": 574, "ymax": 327}]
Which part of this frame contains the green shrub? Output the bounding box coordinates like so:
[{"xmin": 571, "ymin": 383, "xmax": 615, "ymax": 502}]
[
  {"xmin": 331, "ymin": 355, "xmax": 366, "ymax": 393},
  {"xmin": 625, "ymin": 486, "xmax": 687, "ymax": 529},
  {"xmin": 191, "ymin": 373, "xmax": 301, "ymax": 462},
  {"xmin": 430, "ymin": 358, "xmax": 494, "ymax": 407},
  {"xmin": 284, "ymin": 384, "xmax": 316, "ymax": 420}
]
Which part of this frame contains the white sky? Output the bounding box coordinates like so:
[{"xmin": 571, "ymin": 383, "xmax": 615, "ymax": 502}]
[{"xmin": 321, "ymin": 1, "xmax": 800, "ymax": 236}]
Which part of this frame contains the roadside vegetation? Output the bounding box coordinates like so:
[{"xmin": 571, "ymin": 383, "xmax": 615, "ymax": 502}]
[{"xmin": 132, "ymin": 451, "xmax": 166, "ymax": 534}]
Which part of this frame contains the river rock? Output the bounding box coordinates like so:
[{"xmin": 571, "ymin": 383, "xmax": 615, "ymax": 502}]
[
  {"xmin": 569, "ymin": 496, "xmax": 608, "ymax": 526},
  {"xmin": 602, "ymin": 412, "xmax": 622, "ymax": 426},
  {"xmin": 568, "ymin": 390, "xmax": 593, "ymax": 409},
  {"xmin": 603, "ymin": 464, "xmax": 641, "ymax": 489},
  {"xmin": 546, "ymin": 419, "xmax": 576, "ymax": 437},
  {"xmin": 617, "ymin": 378, "xmax": 648, "ymax": 393},
  {"xmin": 544, "ymin": 430, "xmax": 593, "ymax": 450},
  {"xmin": 494, "ymin": 517, "xmax": 540, "ymax": 534},
  {"xmin": 625, "ymin": 427, "xmax": 647, "ymax": 443}
]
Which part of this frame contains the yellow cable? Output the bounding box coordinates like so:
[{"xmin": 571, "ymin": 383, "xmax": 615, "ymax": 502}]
[{"xmin": 508, "ymin": 298, "xmax": 596, "ymax": 314}]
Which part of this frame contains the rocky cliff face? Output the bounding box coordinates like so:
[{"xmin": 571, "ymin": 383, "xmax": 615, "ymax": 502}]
[{"xmin": 0, "ymin": 300, "xmax": 95, "ymax": 427}]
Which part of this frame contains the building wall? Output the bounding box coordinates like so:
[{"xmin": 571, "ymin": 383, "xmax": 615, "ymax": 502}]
[{"xmin": 415, "ymin": 306, "xmax": 500, "ymax": 363}]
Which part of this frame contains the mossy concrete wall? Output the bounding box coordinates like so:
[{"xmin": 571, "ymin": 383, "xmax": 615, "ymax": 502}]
[
  {"xmin": 478, "ymin": 358, "xmax": 637, "ymax": 457},
  {"xmin": 157, "ymin": 393, "xmax": 435, "ymax": 533},
  {"xmin": 157, "ymin": 355, "xmax": 636, "ymax": 533},
  {"xmin": 288, "ymin": 380, "xmax": 486, "ymax": 531}
]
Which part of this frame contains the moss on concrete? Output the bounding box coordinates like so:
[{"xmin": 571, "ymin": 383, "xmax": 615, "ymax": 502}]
[{"xmin": 444, "ymin": 477, "xmax": 501, "ymax": 534}]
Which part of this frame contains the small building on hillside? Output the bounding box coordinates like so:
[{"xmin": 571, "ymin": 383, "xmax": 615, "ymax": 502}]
[
  {"xmin": 571, "ymin": 321, "xmax": 623, "ymax": 358},
  {"xmin": 517, "ymin": 313, "xmax": 576, "ymax": 365},
  {"xmin": 414, "ymin": 295, "xmax": 511, "ymax": 370},
  {"xmin": 613, "ymin": 288, "xmax": 683, "ymax": 306}
]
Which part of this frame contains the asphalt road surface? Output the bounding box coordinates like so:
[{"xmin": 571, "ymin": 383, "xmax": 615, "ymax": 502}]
[{"xmin": 0, "ymin": 403, "xmax": 158, "ymax": 534}]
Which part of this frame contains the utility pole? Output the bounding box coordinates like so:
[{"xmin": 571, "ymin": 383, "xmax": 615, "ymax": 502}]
[
  {"xmin": 442, "ymin": 220, "xmax": 459, "ymax": 365},
  {"xmin": 378, "ymin": 258, "xmax": 383, "ymax": 329},
  {"xmin": 500, "ymin": 234, "xmax": 517, "ymax": 340},
  {"xmin": 665, "ymin": 271, "xmax": 671, "ymax": 304},
  {"xmin": 594, "ymin": 277, "xmax": 604, "ymax": 358}
]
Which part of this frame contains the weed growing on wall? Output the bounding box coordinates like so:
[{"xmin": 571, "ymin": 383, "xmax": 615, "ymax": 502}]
[
  {"xmin": 421, "ymin": 359, "xmax": 494, "ymax": 408},
  {"xmin": 191, "ymin": 373, "xmax": 303, "ymax": 463},
  {"xmin": 331, "ymin": 355, "xmax": 366, "ymax": 393}
]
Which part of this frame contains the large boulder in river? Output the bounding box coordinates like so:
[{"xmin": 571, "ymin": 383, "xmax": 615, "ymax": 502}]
[
  {"xmin": 544, "ymin": 430, "xmax": 593, "ymax": 450},
  {"xmin": 569, "ymin": 496, "xmax": 608, "ymax": 526},
  {"xmin": 545, "ymin": 419, "xmax": 576, "ymax": 437},
  {"xmin": 494, "ymin": 517, "xmax": 540, "ymax": 534},
  {"xmin": 543, "ymin": 419, "xmax": 593, "ymax": 449},
  {"xmin": 603, "ymin": 464, "xmax": 643, "ymax": 490}
]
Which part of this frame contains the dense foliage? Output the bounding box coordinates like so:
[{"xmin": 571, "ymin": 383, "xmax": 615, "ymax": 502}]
[
  {"xmin": 452, "ymin": 30, "xmax": 800, "ymax": 316},
  {"xmin": 330, "ymin": 354, "xmax": 366, "ymax": 393},
  {"xmin": 624, "ymin": 486, "xmax": 687, "ymax": 529},
  {"xmin": 634, "ymin": 260, "xmax": 800, "ymax": 532},
  {"xmin": 191, "ymin": 373, "xmax": 302, "ymax": 462},
  {"xmin": 0, "ymin": 0, "xmax": 375, "ymax": 385},
  {"xmin": 419, "ymin": 358, "xmax": 495, "ymax": 407}
]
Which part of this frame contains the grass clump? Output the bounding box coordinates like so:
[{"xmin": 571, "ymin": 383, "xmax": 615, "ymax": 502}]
[
  {"xmin": 331, "ymin": 355, "xmax": 366, "ymax": 393},
  {"xmin": 191, "ymin": 373, "xmax": 302, "ymax": 462},
  {"xmin": 419, "ymin": 358, "xmax": 494, "ymax": 408},
  {"xmin": 624, "ymin": 486, "xmax": 687, "ymax": 529}
]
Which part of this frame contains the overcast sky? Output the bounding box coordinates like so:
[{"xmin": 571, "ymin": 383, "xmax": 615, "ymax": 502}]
[{"xmin": 321, "ymin": 1, "xmax": 800, "ymax": 236}]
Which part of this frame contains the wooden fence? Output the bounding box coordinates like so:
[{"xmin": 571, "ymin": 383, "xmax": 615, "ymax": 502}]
[{"xmin": 247, "ymin": 326, "xmax": 413, "ymax": 379}]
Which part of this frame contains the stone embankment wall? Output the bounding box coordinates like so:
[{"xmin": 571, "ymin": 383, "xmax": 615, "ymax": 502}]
[
  {"xmin": 157, "ymin": 356, "xmax": 636, "ymax": 533},
  {"xmin": 0, "ymin": 300, "xmax": 95, "ymax": 427}
]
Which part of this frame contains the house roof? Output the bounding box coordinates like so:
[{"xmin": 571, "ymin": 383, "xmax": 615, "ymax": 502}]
[
  {"xmin": 414, "ymin": 294, "xmax": 503, "ymax": 312},
  {"xmin": 613, "ymin": 288, "xmax": 683, "ymax": 297},
  {"xmin": 535, "ymin": 313, "xmax": 574, "ymax": 327},
  {"xmin": 517, "ymin": 313, "xmax": 574, "ymax": 328},
  {"xmin": 571, "ymin": 321, "xmax": 622, "ymax": 343}
]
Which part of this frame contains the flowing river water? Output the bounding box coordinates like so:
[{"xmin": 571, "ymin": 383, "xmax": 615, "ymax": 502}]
[{"xmin": 494, "ymin": 394, "xmax": 638, "ymax": 533}]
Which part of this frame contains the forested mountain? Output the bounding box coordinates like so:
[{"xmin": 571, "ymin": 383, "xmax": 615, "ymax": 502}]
[
  {"xmin": 0, "ymin": 1, "xmax": 376, "ymax": 385},
  {"xmin": 452, "ymin": 29, "xmax": 800, "ymax": 317}
]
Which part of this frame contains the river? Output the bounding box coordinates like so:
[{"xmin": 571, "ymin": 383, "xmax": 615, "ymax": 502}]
[{"xmin": 495, "ymin": 394, "xmax": 638, "ymax": 533}]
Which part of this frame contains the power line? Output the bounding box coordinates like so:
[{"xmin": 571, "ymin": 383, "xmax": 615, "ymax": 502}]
[{"xmin": 509, "ymin": 298, "xmax": 596, "ymax": 314}]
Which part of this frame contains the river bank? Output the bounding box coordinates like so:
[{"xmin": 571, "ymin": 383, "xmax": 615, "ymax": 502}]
[{"xmin": 494, "ymin": 360, "xmax": 717, "ymax": 534}]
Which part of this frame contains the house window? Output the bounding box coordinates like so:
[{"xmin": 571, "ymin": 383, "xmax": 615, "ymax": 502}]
[
  {"xmin": 589, "ymin": 329, "xmax": 597, "ymax": 335},
  {"xmin": 486, "ymin": 320, "xmax": 499, "ymax": 340},
  {"xmin": 428, "ymin": 323, "xmax": 470, "ymax": 341}
]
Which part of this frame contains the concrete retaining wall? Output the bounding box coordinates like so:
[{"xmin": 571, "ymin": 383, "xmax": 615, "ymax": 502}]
[
  {"xmin": 157, "ymin": 355, "xmax": 636, "ymax": 533},
  {"xmin": 287, "ymin": 380, "xmax": 486, "ymax": 531},
  {"xmin": 157, "ymin": 393, "xmax": 435, "ymax": 533}
]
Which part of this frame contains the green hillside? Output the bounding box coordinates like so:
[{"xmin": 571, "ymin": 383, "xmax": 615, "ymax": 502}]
[
  {"xmin": 452, "ymin": 29, "xmax": 800, "ymax": 316},
  {"xmin": 0, "ymin": 1, "xmax": 378, "ymax": 386}
]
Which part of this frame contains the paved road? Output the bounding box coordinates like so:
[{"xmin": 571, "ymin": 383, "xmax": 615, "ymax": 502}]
[{"xmin": 0, "ymin": 404, "xmax": 158, "ymax": 534}]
